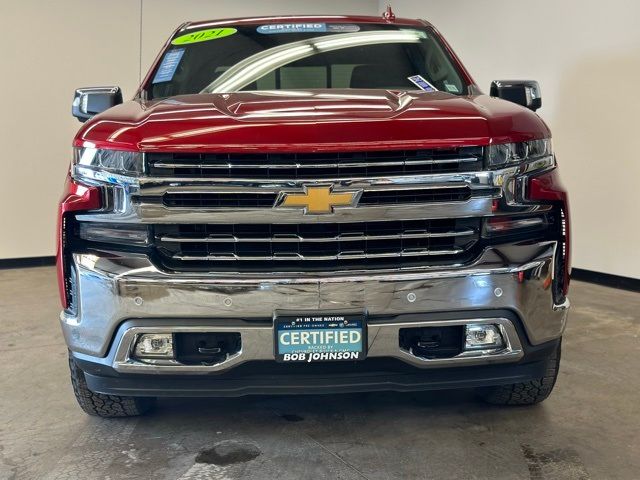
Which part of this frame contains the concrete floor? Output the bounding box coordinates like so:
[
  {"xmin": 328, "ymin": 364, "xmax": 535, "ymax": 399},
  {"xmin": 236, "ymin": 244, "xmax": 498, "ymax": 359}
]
[{"xmin": 0, "ymin": 267, "xmax": 638, "ymax": 480}]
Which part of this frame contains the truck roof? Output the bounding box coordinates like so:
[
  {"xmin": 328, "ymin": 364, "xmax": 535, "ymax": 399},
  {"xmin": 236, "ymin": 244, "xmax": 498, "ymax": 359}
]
[{"xmin": 185, "ymin": 15, "xmax": 430, "ymax": 30}]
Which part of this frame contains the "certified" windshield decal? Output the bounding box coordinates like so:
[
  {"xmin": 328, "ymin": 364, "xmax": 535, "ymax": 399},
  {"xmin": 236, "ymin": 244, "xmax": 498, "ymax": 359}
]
[{"xmin": 257, "ymin": 24, "xmax": 361, "ymax": 34}]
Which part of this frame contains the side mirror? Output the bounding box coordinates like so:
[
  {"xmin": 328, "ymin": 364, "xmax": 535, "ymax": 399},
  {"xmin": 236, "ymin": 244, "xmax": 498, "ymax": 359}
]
[
  {"xmin": 490, "ymin": 80, "xmax": 542, "ymax": 111},
  {"xmin": 72, "ymin": 86, "xmax": 123, "ymax": 122}
]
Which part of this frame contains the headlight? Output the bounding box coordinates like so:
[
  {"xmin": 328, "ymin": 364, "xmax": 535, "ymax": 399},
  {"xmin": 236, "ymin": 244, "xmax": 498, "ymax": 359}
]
[
  {"xmin": 486, "ymin": 138, "xmax": 552, "ymax": 169},
  {"xmin": 73, "ymin": 147, "xmax": 143, "ymax": 177}
]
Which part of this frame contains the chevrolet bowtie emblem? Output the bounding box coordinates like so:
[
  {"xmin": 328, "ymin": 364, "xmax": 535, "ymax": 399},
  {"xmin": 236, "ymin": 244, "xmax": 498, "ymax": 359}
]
[{"xmin": 276, "ymin": 185, "xmax": 362, "ymax": 215}]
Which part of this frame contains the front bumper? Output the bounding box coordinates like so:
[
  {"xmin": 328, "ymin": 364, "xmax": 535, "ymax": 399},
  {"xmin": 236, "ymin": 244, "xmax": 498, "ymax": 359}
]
[{"xmin": 63, "ymin": 240, "xmax": 568, "ymax": 392}]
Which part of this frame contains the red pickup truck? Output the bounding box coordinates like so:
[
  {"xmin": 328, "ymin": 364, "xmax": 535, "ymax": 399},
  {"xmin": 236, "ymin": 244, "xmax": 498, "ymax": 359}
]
[{"xmin": 60, "ymin": 11, "xmax": 570, "ymax": 417}]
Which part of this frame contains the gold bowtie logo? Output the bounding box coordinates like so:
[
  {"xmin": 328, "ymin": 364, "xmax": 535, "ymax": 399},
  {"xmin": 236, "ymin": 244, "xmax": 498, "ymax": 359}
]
[{"xmin": 276, "ymin": 185, "xmax": 361, "ymax": 214}]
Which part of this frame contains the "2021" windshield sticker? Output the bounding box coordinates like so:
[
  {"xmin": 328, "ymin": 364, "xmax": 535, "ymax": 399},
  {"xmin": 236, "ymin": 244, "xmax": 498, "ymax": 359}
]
[
  {"xmin": 152, "ymin": 48, "xmax": 185, "ymax": 83},
  {"xmin": 171, "ymin": 28, "xmax": 237, "ymax": 45},
  {"xmin": 408, "ymin": 75, "xmax": 438, "ymax": 92}
]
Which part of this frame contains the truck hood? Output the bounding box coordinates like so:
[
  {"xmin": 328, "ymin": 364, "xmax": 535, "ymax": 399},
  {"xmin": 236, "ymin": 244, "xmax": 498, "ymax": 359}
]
[{"xmin": 75, "ymin": 89, "xmax": 550, "ymax": 152}]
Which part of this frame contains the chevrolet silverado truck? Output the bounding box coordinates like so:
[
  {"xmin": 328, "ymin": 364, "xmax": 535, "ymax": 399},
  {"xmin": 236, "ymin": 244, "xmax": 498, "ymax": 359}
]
[{"xmin": 60, "ymin": 11, "xmax": 570, "ymax": 417}]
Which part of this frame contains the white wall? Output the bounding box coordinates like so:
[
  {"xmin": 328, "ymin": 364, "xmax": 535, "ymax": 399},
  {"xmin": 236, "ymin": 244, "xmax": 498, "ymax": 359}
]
[
  {"xmin": 4, "ymin": 1, "xmax": 636, "ymax": 279},
  {"xmin": 0, "ymin": 0, "xmax": 141, "ymax": 259},
  {"xmin": 0, "ymin": 0, "xmax": 378, "ymax": 260},
  {"xmin": 385, "ymin": 0, "xmax": 640, "ymax": 279}
]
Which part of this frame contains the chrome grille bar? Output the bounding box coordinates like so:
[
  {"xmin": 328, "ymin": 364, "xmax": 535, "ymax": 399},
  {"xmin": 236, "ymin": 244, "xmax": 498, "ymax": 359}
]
[
  {"xmin": 160, "ymin": 228, "xmax": 475, "ymax": 243},
  {"xmin": 145, "ymin": 147, "xmax": 485, "ymax": 180},
  {"xmin": 173, "ymin": 248, "xmax": 465, "ymax": 262},
  {"xmin": 151, "ymin": 157, "xmax": 481, "ymax": 170},
  {"xmin": 152, "ymin": 218, "xmax": 481, "ymax": 270}
]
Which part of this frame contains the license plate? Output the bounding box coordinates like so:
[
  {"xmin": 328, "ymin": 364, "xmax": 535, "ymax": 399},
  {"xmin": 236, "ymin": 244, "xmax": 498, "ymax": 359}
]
[{"xmin": 274, "ymin": 313, "xmax": 366, "ymax": 363}]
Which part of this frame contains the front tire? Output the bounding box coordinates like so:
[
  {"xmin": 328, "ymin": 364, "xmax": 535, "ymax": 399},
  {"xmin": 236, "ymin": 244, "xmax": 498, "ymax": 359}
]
[
  {"xmin": 478, "ymin": 340, "xmax": 561, "ymax": 405},
  {"xmin": 69, "ymin": 355, "xmax": 155, "ymax": 417}
]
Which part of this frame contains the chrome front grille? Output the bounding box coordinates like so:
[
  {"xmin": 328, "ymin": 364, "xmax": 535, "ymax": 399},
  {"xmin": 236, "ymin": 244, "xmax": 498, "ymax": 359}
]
[
  {"xmin": 73, "ymin": 146, "xmax": 498, "ymax": 273},
  {"xmin": 146, "ymin": 147, "xmax": 484, "ymax": 179},
  {"xmin": 154, "ymin": 219, "xmax": 481, "ymax": 272}
]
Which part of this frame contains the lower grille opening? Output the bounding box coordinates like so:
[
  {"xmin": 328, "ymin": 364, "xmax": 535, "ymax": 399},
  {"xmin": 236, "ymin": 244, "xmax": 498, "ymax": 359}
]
[
  {"xmin": 399, "ymin": 326, "xmax": 464, "ymax": 359},
  {"xmin": 153, "ymin": 218, "xmax": 481, "ymax": 272},
  {"xmin": 175, "ymin": 332, "xmax": 241, "ymax": 365},
  {"xmin": 164, "ymin": 193, "xmax": 276, "ymax": 208},
  {"xmin": 359, "ymin": 187, "xmax": 471, "ymax": 205}
]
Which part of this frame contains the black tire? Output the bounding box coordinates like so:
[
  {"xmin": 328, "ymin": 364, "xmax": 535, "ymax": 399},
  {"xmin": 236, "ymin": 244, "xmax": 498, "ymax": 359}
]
[
  {"xmin": 68, "ymin": 354, "xmax": 155, "ymax": 417},
  {"xmin": 478, "ymin": 340, "xmax": 561, "ymax": 406}
]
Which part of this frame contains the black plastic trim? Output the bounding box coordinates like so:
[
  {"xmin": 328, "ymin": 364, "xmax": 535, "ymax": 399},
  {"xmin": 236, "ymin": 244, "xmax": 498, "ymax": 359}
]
[
  {"xmin": 83, "ymin": 358, "xmax": 554, "ymax": 398},
  {"xmin": 73, "ymin": 309, "xmax": 560, "ymax": 398}
]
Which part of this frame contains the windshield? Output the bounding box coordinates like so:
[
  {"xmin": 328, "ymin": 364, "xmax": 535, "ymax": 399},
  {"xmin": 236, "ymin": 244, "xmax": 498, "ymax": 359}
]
[{"xmin": 146, "ymin": 22, "xmax": 467, "ymax": 99}]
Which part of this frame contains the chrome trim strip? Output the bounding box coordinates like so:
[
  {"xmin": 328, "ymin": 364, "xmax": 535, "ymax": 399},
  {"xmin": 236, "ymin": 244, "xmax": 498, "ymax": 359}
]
[
  {"xmin": 78, "ymin": 197, "xmax": 495, "ymax": 224},
  {"xmin": 110, "ymin": 317, "xmax": 523, "ymax": 374},
  {"xmin": 135, "ymin": 175, "xmax": 494, "ymax": 193},
  {"xmin": 150, "ymin": 157, "xmax": 481, "ymax": 170},
  {"xmin": 172, "ymin": 248, "xmax": 465, "ymax": 262},
  {"xmin": 159, "ymin": 228, "xmax": 476, "ymax": 243},
  {"xmin": 146, "ymin": 182, "xmax": 485, "ymax": 196}
]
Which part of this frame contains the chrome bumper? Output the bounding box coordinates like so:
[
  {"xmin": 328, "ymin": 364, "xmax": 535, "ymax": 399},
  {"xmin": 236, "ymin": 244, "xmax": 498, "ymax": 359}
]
[{"xmin": 62, "ymin": 241, "xmax": 569, "ymax": 373}]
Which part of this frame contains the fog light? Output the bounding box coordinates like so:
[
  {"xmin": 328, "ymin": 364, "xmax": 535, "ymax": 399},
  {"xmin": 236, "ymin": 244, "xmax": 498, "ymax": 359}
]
[
  {"xmin": 134, "ymin": 334, "xmax": 174, "ymax": 359},
  {"xmin": 464, "ymin": 324, "xmax": 504, "ymax": 350}
]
